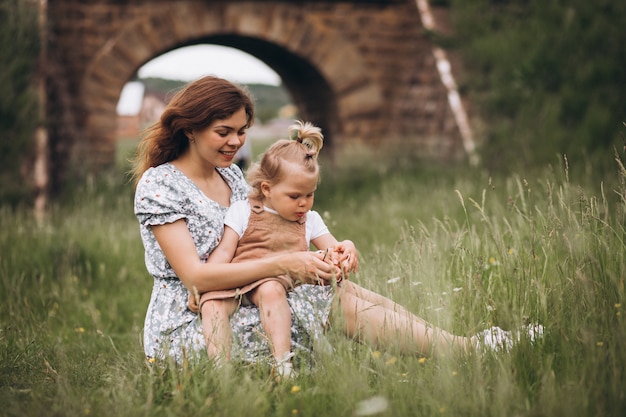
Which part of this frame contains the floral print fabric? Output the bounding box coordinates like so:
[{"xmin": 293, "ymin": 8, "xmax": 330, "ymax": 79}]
[{"xmin": 134, "ymin": 163, "xmax": 333, "ymax": 364}]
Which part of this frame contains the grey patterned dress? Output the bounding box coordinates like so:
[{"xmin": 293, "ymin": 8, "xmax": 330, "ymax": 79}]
[{"xmin": 134, "ymin": 163, "xmax": 333, "ymax": 364}]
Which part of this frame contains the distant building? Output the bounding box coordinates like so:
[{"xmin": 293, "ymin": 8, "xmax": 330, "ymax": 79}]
[
  {"xmin": 116, "ymin": 81, "xmax": 167, "ymax": 140},
  {"xmin": 116, "ymin": 82, "xmax": 144, "ymax": 139},
  {"xmin": 139, "ymin": 92, "xmax": 167, "ymax": 129}
]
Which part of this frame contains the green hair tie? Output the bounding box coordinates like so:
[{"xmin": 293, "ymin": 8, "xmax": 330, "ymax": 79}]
[{"xmin": 290, "ymin": 129, "xmax": 301, "ymax": 142}]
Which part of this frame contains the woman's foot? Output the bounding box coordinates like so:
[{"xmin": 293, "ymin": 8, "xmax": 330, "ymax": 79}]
[
  {"xmin": 476, "ymin": 326, "xmax": 513, "ymax": 352},
  {"xmin": 518, "ymin": 323, "xmax": 544, "ymax": 342},
  {"xmin": 475, "ymin": 323, "xmax": 544, "ymax": 352}
]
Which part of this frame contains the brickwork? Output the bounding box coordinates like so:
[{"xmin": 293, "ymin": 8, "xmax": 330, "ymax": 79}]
[{"xmin": 45, "ymin": 0, "xmax": 466, "ymax": 182}]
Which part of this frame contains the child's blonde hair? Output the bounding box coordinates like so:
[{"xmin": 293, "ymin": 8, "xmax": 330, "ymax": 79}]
[{"xmin": 247, "ymin": 120, "xmax": 324, "ymax": 201}]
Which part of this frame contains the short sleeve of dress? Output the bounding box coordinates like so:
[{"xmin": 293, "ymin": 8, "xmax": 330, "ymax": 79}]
[
  {"xmin": 135, "ymin": 166, "xmax": 187, "ymax": 227},
  {"xmin": 217, "ymin": 165, "xmax": 251, "ymax": 204}
]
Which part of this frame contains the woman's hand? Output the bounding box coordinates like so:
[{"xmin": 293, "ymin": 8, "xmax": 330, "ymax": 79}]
[{"xmin": 276, "ymin": 251, "xmax": 339, "ymax": 285}]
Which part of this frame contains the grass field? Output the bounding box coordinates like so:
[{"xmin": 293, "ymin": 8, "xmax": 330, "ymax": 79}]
[{"xmin": 1, "ymin": 147, "xmax": 625, "ymax": 416}]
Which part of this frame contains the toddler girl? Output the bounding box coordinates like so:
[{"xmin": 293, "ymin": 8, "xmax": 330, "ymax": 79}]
[{"xmin": 189, "ymin": 120, "xmax": 357, "ymax": 378}]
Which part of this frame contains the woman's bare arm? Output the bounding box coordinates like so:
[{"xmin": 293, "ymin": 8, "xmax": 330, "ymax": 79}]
[{"xmin": 152, "ymin": 219, "xmax": 334, "ymax": 293}]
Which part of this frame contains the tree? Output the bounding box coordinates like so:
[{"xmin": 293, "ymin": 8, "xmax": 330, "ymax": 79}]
[
  {"xmin": 0, "ymin": 0, "xmax": 39, "ymax": 204},
  {"xmin": 450, "ymin": 0, "xmax": 626, "ymax": 173}
]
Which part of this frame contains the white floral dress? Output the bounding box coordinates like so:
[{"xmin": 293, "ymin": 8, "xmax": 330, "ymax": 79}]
[{"xmin": 134, "ymin": 163, "xmax": 333, "ymax": 364}]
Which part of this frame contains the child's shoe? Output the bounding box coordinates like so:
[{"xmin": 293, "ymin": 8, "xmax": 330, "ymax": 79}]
[{"xmin": 274, "ymin": 352, "xmax": 297, "ymax": 380}]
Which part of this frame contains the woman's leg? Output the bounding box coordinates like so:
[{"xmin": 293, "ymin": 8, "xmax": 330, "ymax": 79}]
[
  {"xmin": 248, "ymin": 281, "xmax": 293, "ymax": 362},
  {"xmin": 341, "ymin": 281, "xmax": 431, "ymax": 322},
  {"xmin": 201, "ymin": 298, "xmax": 239, "ymax": 360},
  {"xmin": 335, "ymin": 281, "xmax": 473, "ymax": 357}
]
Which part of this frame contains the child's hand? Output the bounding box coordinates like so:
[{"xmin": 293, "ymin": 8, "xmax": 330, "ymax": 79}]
[{"xmin": 333, "ymin": 240, "xmax": 359, "ymax": 274}]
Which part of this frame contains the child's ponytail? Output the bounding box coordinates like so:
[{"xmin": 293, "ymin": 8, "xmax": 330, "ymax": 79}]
[{"xmin": 289, "ymin": 120, "xmax": 324, "ymax": 159}]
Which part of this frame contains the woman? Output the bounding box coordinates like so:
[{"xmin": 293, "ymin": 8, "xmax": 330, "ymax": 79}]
[{"xmin": 132, "ymin": 76, "xmax": 530, "ymax": 366}]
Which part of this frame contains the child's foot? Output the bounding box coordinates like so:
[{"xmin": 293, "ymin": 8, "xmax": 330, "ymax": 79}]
[
  {"xmin": 274, "ymin": 352, "xmax": 297, "ymax": 380},
  {"xmin": 212, "ymin": 354, "xmax": 227, "ymax": 369}
]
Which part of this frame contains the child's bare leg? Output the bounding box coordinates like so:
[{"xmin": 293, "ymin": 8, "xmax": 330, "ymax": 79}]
[
  {"xmin": 336, "ymin": 282, "xmax": 473, "ymax": 357},
  {"xmin": 248, "ymin": 281, "xmax": 292, "ymax": 362},
  {"xmin": 201, "ymin": 298, "xmax": 238, "ymax": 361}
]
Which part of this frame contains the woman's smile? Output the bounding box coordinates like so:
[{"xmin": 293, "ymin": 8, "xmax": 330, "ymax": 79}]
[{"xmin": 220, "ymin": 149, "xmax": 238, "ymax": 161}]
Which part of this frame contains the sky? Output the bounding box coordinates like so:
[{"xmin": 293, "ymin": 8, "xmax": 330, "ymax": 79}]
[{"xmin": 137, "ymin": 44, "xmax": 281, "ymax": 86}]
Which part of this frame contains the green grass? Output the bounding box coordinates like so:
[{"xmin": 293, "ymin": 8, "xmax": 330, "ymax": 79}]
[{"xmin": 1, "ymin": 149, "xmax": 625, "ymax": 416}]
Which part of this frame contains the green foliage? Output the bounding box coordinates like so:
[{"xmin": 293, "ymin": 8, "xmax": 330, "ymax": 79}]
[
  {"xmin": 0, "ymin": 0, "xmax": 40, "ymax": 204},
  {"xmin": 1, "ymin": 147, "xmax": 625, "ymax": 416},
  {"xmin": 449, "ymin": 0, "xmax": 626, "ymax": 173},
  {"xmin": 138, "ymin": 77, "xmax": 186, "ymax": 99},
  {"xmin": 244, "ymin": 83, "xmax": 292, "ymax": 124}
]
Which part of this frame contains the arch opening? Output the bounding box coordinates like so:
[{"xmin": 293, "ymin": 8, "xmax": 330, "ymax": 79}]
[
  {"xmin": 117, "ymin": 38, "xmax": 339, "ymax": 154},
  {"xmin": 203, "ymin": 35, "xmax": 339, "ymax": 148}
]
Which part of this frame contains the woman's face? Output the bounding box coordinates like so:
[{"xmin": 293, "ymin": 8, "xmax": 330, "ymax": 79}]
[
  {"xmin": 261, "ymin": 163, "xmax": 318, "ymax": 222},
  {"xmin": 190, "ymin": 107, "xmax": 248, "ymax": 169}
]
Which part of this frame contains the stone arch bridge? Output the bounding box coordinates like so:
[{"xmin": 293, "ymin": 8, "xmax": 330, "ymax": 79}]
[{"xmin": 45, "ymin": 0, "xmax": 474, "ymax": 187}]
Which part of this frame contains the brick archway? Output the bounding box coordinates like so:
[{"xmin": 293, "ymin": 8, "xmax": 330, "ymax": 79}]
[
  {"xmin": 82, "ymin": 2, "xmax": 383, "ymax": 164},
  {"xmin": 47, "ymin": 0, "xmax": 468, "ymax": 186}
]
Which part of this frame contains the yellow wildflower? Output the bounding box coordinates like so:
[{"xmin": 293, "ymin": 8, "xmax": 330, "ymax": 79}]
[{"xmin": 291, "ymin": 385, "xmax": 301, "ymax": 394}]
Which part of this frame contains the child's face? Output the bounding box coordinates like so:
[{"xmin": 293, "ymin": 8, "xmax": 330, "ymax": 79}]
[{"xmin": 261, "ymin": 165, "xmax": 318, "ymax": 222}]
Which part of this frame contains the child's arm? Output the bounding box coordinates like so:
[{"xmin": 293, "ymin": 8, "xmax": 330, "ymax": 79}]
[
  {"xmin": 333, "ymin": 239, "xmax": 359, "ymax": 273},
  {"xmin": 207, "ymin": 226, "xmax": 239, "ymax": 264}
]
